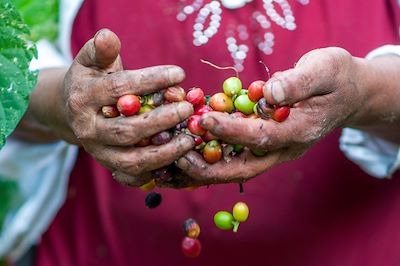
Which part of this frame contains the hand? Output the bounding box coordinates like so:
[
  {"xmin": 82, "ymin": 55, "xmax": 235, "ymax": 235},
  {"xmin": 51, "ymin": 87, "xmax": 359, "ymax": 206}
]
[
  {"xmin": 172, "ymin": 47, "xmax": 369, "ymax": 186},
  {"xmin": 157, "ymin": 149, "xmax": 282, "ymax": 188},
  {"xmin": 31, "ymin": 29, "xmax": 195, "ymax": 186}
]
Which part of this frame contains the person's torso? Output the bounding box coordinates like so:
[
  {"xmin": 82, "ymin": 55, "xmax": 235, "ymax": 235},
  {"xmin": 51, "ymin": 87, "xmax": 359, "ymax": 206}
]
[{"xmin": 37, "ymin": 1, "xmax": 400, "ymax": 265}]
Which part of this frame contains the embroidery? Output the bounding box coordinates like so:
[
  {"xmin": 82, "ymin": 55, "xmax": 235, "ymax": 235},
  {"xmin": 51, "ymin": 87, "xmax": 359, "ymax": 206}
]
[
  {"xmin": 177, "ymin": 0, "xmax": 310, "ymax": 71},
  {"xmin": 221, "ymin": 0, "xmax": 253, "ymax": 9}
]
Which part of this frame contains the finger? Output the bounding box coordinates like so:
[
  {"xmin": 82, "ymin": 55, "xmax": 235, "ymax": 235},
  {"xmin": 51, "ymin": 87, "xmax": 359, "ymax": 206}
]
[
  {"xmin": 87, "ymin": 134, "xmax": 195, "ymax": 176},
  {"xmin": 75, "ymin": 28, "xmax": 121, "ymax": 70},
  {"xmin": 111, "ymin": 171, "xmax": 152, "ymax": 187},
  {"xmin": 90, "ymin": 65, "xmax": 186, "ymax": 106},
  {"xmin": 263, "ymin": 48, "xmax": 343, "ymax": 105},
  {"xmin": 94, "ymin": 101, "xmax": 193, "ymax": 145},
  {"xmin": 200, "ymin": 112, "xmax": 288, "ymax": 150},
  {"xmin": 176, "ymin": 149, "xmax": 282, "ymax": 184}
]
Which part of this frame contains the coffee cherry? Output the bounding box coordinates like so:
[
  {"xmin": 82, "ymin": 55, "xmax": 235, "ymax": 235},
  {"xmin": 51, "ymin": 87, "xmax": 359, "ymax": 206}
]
[
  {"xmin": 272, "ymin": 106, "xmax": 290, "ymax": 122},
  {"xmin": 194, "ymin": 136, "xmax": 204, "ymax": 146},
  {"xmin": 102, "ymin": 105, "xmax": 120, "ymax": 118},
  {"xmin": 143, "ymin": 92, "xmax": 164, "ymax": 107},
  {"xmin": 164, "ymin": 86, "xmax": 186, "ymax": 102},
  {"xmin": 247, "ymin": 80, "xmax": 265, "ymax": 102},
  {"xmin": 234, "ymin": 94, "xmax": 256, "ymax": 115},
  {"xmin": 151, "ymin": 131, "xmax": 173, "ymax": 145},
  {"xmin": 194, "ymin": 104, "xmax": 213, "ymax": 116},
  {"xmin": 175, "ymin": 120, "xmax": 188, "ymax": 131},
  {"xmin": 251, "ymin": 149, "xmax": 267, "ymax": 157},
  {"xmin": 145, "ymin": 192, "xmax": 162, "ymax": 208},
  {"xmin": 183, "ymin": 218, "xmax": 201, "ymax": 239},
  {"xmin": 139, "ymin": 104, "xmax": 154, "ymax": 114},
  {"xmin": 223, "ymin": 76, "xmax": 242, "ymax": 97},
  {"xmin": 182, "ymin": 237, "xmax": 202, "ymax": 258},
  {"xmin": 232, "ymin": 202, "xmax": 249, "ymax": 222},
  {"xmin": 209, "ymin": 92, "xmax": 234, "ymax": 113},
  {"xmin": 203, "ymin": 140, "xmax": 222, "ymax": 164},
  {"xmin": 186, "ymin": 87, "xmax": 205, "ymax": 106},
  {"xmin": 187, "ymin": 115, "xmax": 206, "ymax": 136},
  {"xmin": 233, "ymin": 143, "xmax": 244, "ymax": 153},
  {"xmin": 151, "ymin": 166, "xmax": 172, "ymax": 181},
  {"xmin": 214, "ymin": 211, "xmax": 234, "ymax": 230},
  {"xmin": 139, "ymin": 179, "xmax": 156, "ymax": 192},
  {"xmin": 117, "ymin": 94, "xmax": 141, "ymax": 116}
]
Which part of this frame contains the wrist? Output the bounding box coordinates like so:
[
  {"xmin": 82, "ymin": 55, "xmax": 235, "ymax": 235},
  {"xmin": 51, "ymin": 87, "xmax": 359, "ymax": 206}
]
[
  {"xmin": 16, "ymin": 67, "xmax": 80, "ymax": 144},
  {"xmin": 345, "ymin": 54, "xmax": 400, "ymax": 143}
]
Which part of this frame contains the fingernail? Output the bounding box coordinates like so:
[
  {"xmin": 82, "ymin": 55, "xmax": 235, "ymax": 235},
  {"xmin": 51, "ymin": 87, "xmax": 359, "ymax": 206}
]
[
  {"xmin": 94, "ymin": 28, "xmax": 107, "ymax": 42},
  {"xmin": 175, "ymin": 157, "xmax": 190, "ymax": 170},
  {"xmin": 94, "ymin": 29, "xmax": 102, "ymax": 40},
  {"xmin": 177, "ymin": 101, "xmax": 194, "ymax": 116},
  {"xmin": 179, "ymin": 134, "xmax": 195, "ymax": 148},
  {"xmin": 168, "ymin": 66, "xmax": 185, "ymax": 84},
  {"xmin": 200, "ymin": 114, "xmax": 216, "ymax": 129},
  {"xmin": 266, "ymin": 80, "xmax": 285, "ymax": 103}
]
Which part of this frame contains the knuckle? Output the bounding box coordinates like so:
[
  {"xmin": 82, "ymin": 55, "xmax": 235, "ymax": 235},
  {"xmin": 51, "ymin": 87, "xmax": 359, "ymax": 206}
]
[
  {"xmin": 66, "ymin": 92, "xmax": 84, "ymax": 113},
  {"xmin": 115, "ymin": 156, "xmax": 141, "ymax": 176},
  {"xmin": 69, "ymin": 115, "xmax": 96, "ymax": 141},
  {"xmin": 256, "ymin": 135, "xmax": 271, "ymax": 150},
  {"xmin": 109, "ymin": 119, "xmax": 138, "ymax": 145},
  {"xmin": 137, "ymin": 68, "xmax": 154, "ymax": 88},
  {"xmin": 104, "ymin": 74, "xmax": 130, "ymax": 98},
  {"xmin": 73, "ymin": 124, "xmax": 95, "ymax": 140},
  {"xmin": 296, "ymin": 72, "xmax": 313, "ymax": 98},
  {"xmin": 174, "ymin": 102, "xmax": 193, "ymax": 122}
]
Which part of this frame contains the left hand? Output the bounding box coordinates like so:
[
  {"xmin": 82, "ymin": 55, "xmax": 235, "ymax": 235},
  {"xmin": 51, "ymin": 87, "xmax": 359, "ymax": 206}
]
[{"xmin": 167, "ymin": 47, "xmax": 369, "ymax": 187}]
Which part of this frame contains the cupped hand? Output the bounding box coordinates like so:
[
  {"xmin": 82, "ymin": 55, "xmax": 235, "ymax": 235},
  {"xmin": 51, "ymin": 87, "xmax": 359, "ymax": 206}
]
[
  {"xmin": 169, "ymin": 47, "xmax": 367, "ymax": 187},
  {"xmin": 60, "ymin": 29, "xmax": 195, "ymax": 186}
]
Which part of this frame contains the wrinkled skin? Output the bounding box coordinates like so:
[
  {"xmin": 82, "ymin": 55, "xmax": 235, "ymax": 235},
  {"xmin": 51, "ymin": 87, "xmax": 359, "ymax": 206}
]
[
  {"xmin": 66, "ymin": 30, "xmax": 198, "ymax": 186},
  {"xmin": 19, "ymin": 29, "xmax": 399, "ymax": 188},
  {"xmin": 19, "ymin": 29, "xmax": 196, "ymax": 187},
  {"xmin": 169, "ymin": 47, "xmax": 400, "ymax": 187}
]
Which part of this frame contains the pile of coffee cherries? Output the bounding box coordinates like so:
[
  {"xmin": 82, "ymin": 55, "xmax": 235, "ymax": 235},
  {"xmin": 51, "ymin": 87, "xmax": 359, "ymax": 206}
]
[
  {"xmin": 182, "ymin": 76, "xmax": 290, "ymax": 163},
  {"xmin": 100, "ymin": 74, "xmax": 288, "ymax": 258},
  {"xmin": 101, "ymin": 74, "xmax": 291, "ymax": 186}
]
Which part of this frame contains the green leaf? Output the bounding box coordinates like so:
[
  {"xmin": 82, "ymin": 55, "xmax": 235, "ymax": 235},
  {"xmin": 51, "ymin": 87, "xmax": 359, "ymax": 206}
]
[
  {"xmin": 0, "ymin": 0, "xmax": 38, "ymax": 149},
  {"xmin": 12, "ymin": 0, "xmax": 59, "ymax": 42},
  {"xmin": 0, "ymin": 178, "xmax": 18, "ymax": 232}
]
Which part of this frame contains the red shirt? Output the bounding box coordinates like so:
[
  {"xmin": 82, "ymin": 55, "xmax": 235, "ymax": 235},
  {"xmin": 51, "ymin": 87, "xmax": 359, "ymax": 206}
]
[{"xmin": 36, "ymin": 1, "xmax": 400, "ymax": 265}]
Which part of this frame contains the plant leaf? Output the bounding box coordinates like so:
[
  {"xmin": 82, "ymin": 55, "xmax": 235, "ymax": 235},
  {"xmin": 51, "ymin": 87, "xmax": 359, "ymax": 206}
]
[
  {"xmin": 0, "ymin": 178, "xmax": 18, "ymax": 232},
  {"xmin": 11, "ymin": 0, "xmax": 59, "ymax": 42},
  {"xmin": 0, "ymin": 0, "xmax": 38, "ymax": 149}
]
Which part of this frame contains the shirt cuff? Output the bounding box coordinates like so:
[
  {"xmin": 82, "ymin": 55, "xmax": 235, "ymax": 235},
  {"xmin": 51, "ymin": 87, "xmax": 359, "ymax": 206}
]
[
  {"xmin": 339, "ymin": 45, "xmax": 400, "ymax": 178},
  {"xmin": 340, "ymin": 128, "xmax": 400, "ymax": 178}
]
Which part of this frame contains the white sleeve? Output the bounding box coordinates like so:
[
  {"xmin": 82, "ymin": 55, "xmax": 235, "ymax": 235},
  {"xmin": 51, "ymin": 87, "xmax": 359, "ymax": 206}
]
[
  {"xmin": 0, "ymin": 0, "xmax": 83, "ymax": 261},
  {"xmin": 339, "ymin": 45, "xmax": 400, "ymax": 178},
  {"xmin": 0, "ymin": 139, "xmax": 78, "ymax": 260}
]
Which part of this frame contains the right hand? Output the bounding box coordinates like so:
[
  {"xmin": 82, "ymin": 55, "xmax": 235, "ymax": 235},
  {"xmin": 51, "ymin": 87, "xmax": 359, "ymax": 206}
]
[{"xmin": 48, "ymin": 29, "xmax": 195, "ymax": 186}]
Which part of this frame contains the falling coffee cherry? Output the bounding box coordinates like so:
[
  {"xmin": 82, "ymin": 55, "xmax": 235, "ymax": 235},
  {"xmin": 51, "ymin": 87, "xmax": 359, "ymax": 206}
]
[
  {"xmin": 183, "ymin": 218, "xmax": 201, "ymax": 239},
  {"xmin": 145, "ymin": 192, "xmax": 162, "ymax": 208},
  {"xmin": 181, "ymin": 237, "xmax": 202, "ymax": 258}
]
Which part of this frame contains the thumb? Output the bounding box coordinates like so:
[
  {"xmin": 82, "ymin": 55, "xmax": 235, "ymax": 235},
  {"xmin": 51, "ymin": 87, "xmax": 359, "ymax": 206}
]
[
  {"xmin": 75, "ymin": 28, "xmax": 121, "ymax": 70},
  {"xmin": 263, "ymin": 48, "xmax": 340, "ymax": 105}
]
